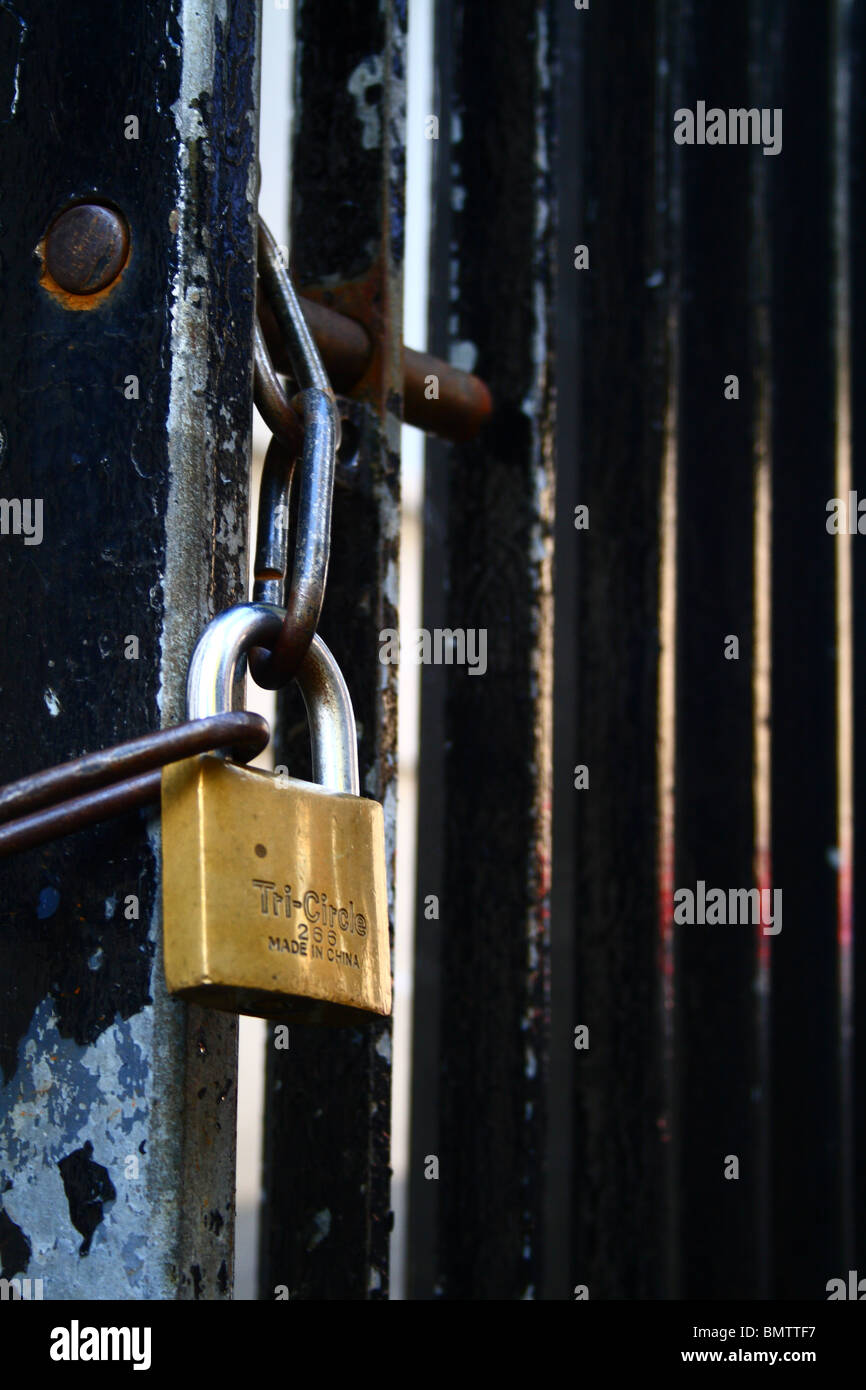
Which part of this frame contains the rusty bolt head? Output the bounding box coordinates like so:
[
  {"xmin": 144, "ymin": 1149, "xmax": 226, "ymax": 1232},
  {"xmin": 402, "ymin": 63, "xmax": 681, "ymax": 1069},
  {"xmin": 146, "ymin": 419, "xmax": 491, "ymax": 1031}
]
[{"xmin": 44, "ymin": 204, "xmax": 130, "ymax": 295}]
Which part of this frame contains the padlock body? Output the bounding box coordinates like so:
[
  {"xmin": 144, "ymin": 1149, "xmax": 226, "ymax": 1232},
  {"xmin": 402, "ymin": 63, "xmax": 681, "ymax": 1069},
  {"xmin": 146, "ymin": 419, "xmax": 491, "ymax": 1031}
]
[{"xmin": 161, "ymin": 755, "xmax": 391, "ymax": 1023}]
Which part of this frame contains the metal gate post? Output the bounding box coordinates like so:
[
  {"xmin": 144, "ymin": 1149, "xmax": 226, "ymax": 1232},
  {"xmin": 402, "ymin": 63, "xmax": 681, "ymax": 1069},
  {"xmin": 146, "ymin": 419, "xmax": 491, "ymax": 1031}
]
[
  {"xmin": 408, "ymin": 0, "xmax": 557, "ymax": 1300},
  {"xmin": 558, "ymin": 0, "xmax": 687, "ymax": 1302},
  {"xmin": 0, "ymin": 0, "xmax": 259, "ymax": 1298},
  {"xmin": 257, "ymin": 0, "xmax": 405, "ymax": 1301}
]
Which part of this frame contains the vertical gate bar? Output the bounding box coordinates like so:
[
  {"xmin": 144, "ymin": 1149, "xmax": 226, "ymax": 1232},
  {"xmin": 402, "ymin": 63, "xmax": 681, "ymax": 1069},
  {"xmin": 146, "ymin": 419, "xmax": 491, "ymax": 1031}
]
[
  {"xmin": 567, "ymin": 0, "xmax": 860, "ymax": 1300},
  {"xmin": 769, "ymin": 4, "xmax": 841, "ymax": 1297},
  {"xmin": 257, "ymin": 0, "xmax": 405, "ymax": 1301},
  {"xmin": 850, "ymin": 0, "xmax": 866, "ymax": 1283},
  {"xmin": 408, "ymin": 0, "xmax": 556, "ymax": 1300},
  {"xmin": 564, "ymin": 0, "xmax": 683, "ymax": 1301},
  {"xmin": 676, "ymin": 0, "xmax": 772, "ymax": 1300},
  {"xmin": 656, "ymin": 0, "xmax": 685, "ymax": 1300},
  {"xmin": 830, "ymin": 0, "xmax": 855, "ymax": 1276},
  {"xmin": 544, "ymin": 0, "xmax": 581, "ymax": 1301},
  {"xmin": 0, "ymin": 0, "xmax": 260, "ymax": 1298},
  {"xmin": 748, "ymin": 0, "xmax": 774, "ymax": 1299}
]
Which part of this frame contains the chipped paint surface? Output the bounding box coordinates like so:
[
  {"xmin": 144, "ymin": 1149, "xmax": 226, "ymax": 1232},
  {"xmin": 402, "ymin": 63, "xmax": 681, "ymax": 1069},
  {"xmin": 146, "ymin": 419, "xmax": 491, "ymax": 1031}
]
[
  {"xmin": 347, "ymin": 55, "xmax": 384, "ymax": 150},
  {"xmin": 0, "ymin": 1000, "xmax": 154, "ymax": 1295},
  {"xmin": 0, "ymin": 0, "xmax": 259, "ymax": 1300},
  {"xmin": 161, "ymin": 0, "xmax": 256, "ymax": 726},
  {"xmin": 449, "ymin": 340, "xmax": 478, "ymax": 373},
  {"xmin": 0, "ymin": 4, "xmax": 25, "ymax": 121},
  {"xmin": 152, "ymin": 0, "xmax": 260, "ymax": 1299}
]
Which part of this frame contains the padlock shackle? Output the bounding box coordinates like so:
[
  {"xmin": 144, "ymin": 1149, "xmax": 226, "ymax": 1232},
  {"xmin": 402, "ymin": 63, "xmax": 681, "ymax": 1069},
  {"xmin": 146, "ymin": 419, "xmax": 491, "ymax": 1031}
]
[
  {"xmin": 186, "ymin": 603, "xmax": 360, "ymax": 796},
  {"xmin": 295, "ymin": 632, "xmax": 360, "ymax": 798}
]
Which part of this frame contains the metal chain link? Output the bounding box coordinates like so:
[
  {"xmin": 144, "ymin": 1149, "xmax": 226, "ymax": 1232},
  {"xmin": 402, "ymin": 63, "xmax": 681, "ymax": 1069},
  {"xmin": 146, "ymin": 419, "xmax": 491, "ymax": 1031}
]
[{"xmin": 248, "ymin": 217, "xmax": 340, "ymax": 689}]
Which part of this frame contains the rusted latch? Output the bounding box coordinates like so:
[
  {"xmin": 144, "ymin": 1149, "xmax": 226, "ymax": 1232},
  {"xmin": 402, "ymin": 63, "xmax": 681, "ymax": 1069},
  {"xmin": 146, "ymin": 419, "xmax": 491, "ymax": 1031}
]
[
  {"xmin": 257, "ymin": 249, "xmax": 492, "ymax": 445},
  {"xmin": 38, "ymin": 201, "xmax": 492, "ymax": 444}
]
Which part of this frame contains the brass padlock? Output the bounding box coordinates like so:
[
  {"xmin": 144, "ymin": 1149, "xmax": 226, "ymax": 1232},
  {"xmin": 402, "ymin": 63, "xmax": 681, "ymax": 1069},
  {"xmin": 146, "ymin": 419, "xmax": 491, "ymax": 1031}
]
[{"xmin": 161, "ymin": 602, "xmax": 391, "ymax": 1024}]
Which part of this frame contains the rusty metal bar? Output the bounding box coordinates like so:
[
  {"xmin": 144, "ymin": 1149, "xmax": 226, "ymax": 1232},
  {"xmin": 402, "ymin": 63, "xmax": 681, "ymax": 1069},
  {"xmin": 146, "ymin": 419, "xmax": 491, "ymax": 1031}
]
[
  {"xmin": 0, "ymin": 714, "xmax": 268, "ymax": 857},
  {"xmin": 259, "ymin": 286, "xmax": 492, "ymax": 442}
]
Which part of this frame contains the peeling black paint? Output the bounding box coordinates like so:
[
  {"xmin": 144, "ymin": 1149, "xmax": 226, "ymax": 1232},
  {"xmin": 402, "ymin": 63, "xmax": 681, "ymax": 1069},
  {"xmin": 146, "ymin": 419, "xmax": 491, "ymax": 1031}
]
[
  {"xmin": 0, "ymin": 0, "xmax": 255, "ymax": 1293},
  {"xmin": 58, "ymin": 1141, "xmax": 116, "ymax": 1257},
  {"xmin": 0, "ymin": 1205, "xmax": 31, "ymax": 1278},
  {"xmin": 407, "ymin": 0, "xmax": 555, "ymax": 1302},
  {"xmin": 0, "ymin": 0, "xmax": 180, "ymax": 1078},
  {"xmin": 290, "ymin": 9, "xmax": 387, "ymax": 284},
  {"xmin": 194, "ymin": 2, "xmax": 258, "ymax": 612}
]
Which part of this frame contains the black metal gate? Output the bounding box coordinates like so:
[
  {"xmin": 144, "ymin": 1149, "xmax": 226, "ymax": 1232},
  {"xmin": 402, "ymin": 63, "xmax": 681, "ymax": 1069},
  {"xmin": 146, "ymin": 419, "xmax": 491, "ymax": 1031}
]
[
  {"xmin": 0, "ymin": 0, "xmax": 864, "ymax": 1315},
  {"xmin": 408, "ymin": 0, "xmax": 866, "ymax": 1302}
]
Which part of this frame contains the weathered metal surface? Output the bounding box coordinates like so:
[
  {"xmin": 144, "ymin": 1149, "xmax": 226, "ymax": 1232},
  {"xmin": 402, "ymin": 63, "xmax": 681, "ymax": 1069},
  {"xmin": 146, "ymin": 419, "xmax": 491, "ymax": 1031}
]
[
  {"xmin": 555, "ymin": 0, "xmax": 675, "ymax": 1298},
  {"xmin": 769, "ymin": 0, "xmax": 856, "ymax": 1296},
  {"xmin": 43, "ymin": 203, "xmax": 130, "ymax": 297},
  {"xmin": 260, "ymin": 292, "xmax": 493, "ymax": 441},
  {"xmin": 0, "ymin": 0, "xmax": 259, "ymax": 1298},
  {"xmin": 258, "ymin": 0, "xmax": 404, "ymax": 1301},
  {"xmin": 408, "ymin": 0, "xmax": 556, "ymax": 1300}
]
